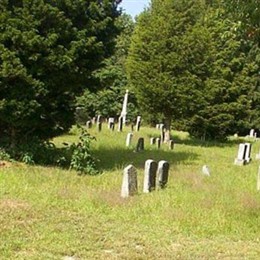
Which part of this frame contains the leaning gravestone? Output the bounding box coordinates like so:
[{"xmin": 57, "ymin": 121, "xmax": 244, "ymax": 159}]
[
  {"xmin": 157, "ymin": 160, "xmax": 169, "ymax": 189},
  {"xmin": 126, "ymin": 133, "xmax": 133, "ymax": 147},
  {"xmin": 135, "ymin": 116, "xmax": 141, "ymax": 131},
  {"xmin": 136, "ymin": 137, "xmax": 144, "ymax": 152},
  {"xmin": 143, "ymin": 159, "xmax": 157, "ymax": 193},
  {"xmin": 121, "ymin": 165, "xmax": 138, "ymax": 198},
  {"xmin": 234, "ymin": 143, "xmax": 251, "ymax": 165}
]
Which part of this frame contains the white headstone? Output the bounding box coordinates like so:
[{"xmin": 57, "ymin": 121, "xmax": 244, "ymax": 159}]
[
  {"xmin": 135, "ymin": 116, "xmax": 141, "ymax": 131},
  {"xmin": 150, "ymin": 137, "xmax": 156, "ymax": 145},
  {"xmin": 121, "ymin": 165, "xmax": 138, "ymax": 198},
  {"xmin": 108, "ymin": 117, "xmax": 114, "ymax": 129},
  {"xmin": 156, "ymin": 137, "xmax": 161, "ymax": 149},
  {"xmin": 234, "ymin": 143, "xmax": 246, "ymax": 165},
  {"xmin": 250, "ymin": 129, "xmax": 255, "ymax": 138},
  {"xmin": 143, "ymin": 160, "xmax": 157, "ymax": 193},
  {"xmin": 126, "ymin": 133, "xmax": 133, "ymax": 147},
  {"xmin": 244, "ymin": 143, "xmax": 251, "ymax": 163},
  {"xmin": 120, "ymin": 90, "xmax": 129, "ymax": 125}
]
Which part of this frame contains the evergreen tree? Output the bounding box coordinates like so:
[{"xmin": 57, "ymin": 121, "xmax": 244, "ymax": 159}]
[{"xmin": 0, "ymin": 0, "xmax": 120, "ymax": 146}]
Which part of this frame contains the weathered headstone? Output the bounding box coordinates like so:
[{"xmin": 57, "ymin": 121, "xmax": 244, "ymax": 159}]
[
  {"xmin": 234, "ymin": 143, "xmax": 251, "ymax": 165},
  {"xmin": 131, "ymin": 123, "xmax": 134, "ymax": 132},
  {"xmin": 156, "ymin": 124, "xmax": 160, "ymax": 129},
  {"xmin": 121, "ymin": 165, "xmax": 138, "ymax": 198},
  {"xmin": 136, "ymin": 137, "xmax": 144, "ymax": 152},
  {"xmin": 86, "ymin": 120, "xmax": 92, "ymax": 129},
  {"xmin": 244, "ymin": 142, "xmax": 252, "ymax": 163},
  {"xmin": 143, "ymin": 160, "xmax": 157, "ymax": 193},
  {"xmin": 126, "ymin": 133, "xmax": 133, "ymax": 147},
  {"xmin": 202, "ymin": 165, "xmax": 210, "ymax": 176},
  {"xmin": 120, "ymin": 89, "xmax": 129, "ymax": 125},
  {"xmin": 159, "ymin": 123, "xmax": 164, "ymax": 130},
  {"xmin": 108, "ymin": 117, "xmax": 115, "ymax": 130},
  {"xmin": 157, "ymin": 160, "xmax": 169, "ymax": 189},
  {"xmin": 169, "ymin": 140, "xmax": 174, "ymax": 150},
  {"xmin": 118, "ymin": 116, "xmax": 123, "ymax": 132},
  {"xmin": 97, "ymin": 122, "xmax": 102, "ymax": 132},
  {"xmin": 92, "ymin": 117, "xmax": 96, "ymax": 125},
  {"xmin": 250, "ymin": 129, "xmax": 255, "ymax": 138},
  {"xmin": 135, "ymin": 116, "xmax": 141, "ymax": 132},
  {"xmin": 156, "ymin": 137, "xmax": 161, "ymax": 149},
  {"xmin": 97, "ymin": 115, "xmax": 102, "ymax": 123},
  {"xmin": 150, "ymin": 137, "xmax": 156, "ymax": 145}
]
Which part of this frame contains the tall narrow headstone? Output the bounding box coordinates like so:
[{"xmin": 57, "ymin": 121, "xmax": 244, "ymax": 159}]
[
  {"xmin": 157, "ymin": 160, "xmax": 169, "ymax": 189},
  {"xmin": 244, "ymin": 143, "xmax": 252, "ymax": 163},
  {"xmin": 126, "ymin": 133, "xmax": 133, "ymax": 147},
  {"xmin": 86, "ymin": 120, "xmax": 92, "ymax": 129},
  {"xmin": 156, "ymin": 137, "xmax": 161, "ymax": 149},
  {"xmin": 250, "ymin": 129, "xmax": 255, "ymax": 138},
  {"xmin": 135, "ymin": 116, "xmax": 141, "ymax": 132},
  {"xmin": 156, "ymin": 124, "xmax": 160, "ymax": 129},
  {"xmin": 150, "ymin": 137, "xmax": 156, "ymax": 145},
  {"xmin": 136, "ymin": 137, "xmax": 144, "ymax": 152},
  {"xmin": 118, "ymin": 116, "xmax": 123, "ymax": 132},
  {"xmin": 160, "ymin": 127, "xmax": 165, "ymax": 143},
  {"xmin": 169, "ymin": 140, "xmax": 174, "ymax": 150},
  {"xmin": 97, "ymin": 115, "xmax": 102, "ymax": 123},
  {"xmin": 143, "ymin": 160, "xmax": 158, "ymax": 193},
  {"xmin": 121, "ymin": 165, "xmax": 138, "ymax": 198},
  {"xmin": 92, "ymin": 117, "xmax": 96, "ymax": 125},
  {"xmin": 120, "ymin": 89, "xmax": 129, "ymax": 125}
]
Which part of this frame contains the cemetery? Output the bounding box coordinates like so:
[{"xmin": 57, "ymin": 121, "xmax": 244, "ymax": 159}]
[{"xmin": 1, "ymin": 0, "xmax": 260, "ymax": 259}]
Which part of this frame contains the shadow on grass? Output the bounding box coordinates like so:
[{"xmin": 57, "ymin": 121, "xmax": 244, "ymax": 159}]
[{"xmin": 93, "ymin": 147, "xmax": 198, "ymax": 171}]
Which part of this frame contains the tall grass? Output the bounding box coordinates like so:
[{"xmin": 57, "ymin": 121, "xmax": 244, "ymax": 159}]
[{"xmin": 0, "ymin": 125, "xmax": 260, "ymax": 259}]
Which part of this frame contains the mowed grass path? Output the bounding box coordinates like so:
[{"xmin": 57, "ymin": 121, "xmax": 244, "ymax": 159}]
[{"xmin": 1, "ymin": 125, "xmax": 260, "ymax": 259}]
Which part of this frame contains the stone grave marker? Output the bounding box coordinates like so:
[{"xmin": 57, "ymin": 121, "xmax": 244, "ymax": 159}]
[
  {"xmin": 108, "ymin": 117, "xmax": 115, "ymax": 130},
  {"xmin": 86, "ymin": 120, "xmax": 92, "ymax": 129},
  {"xmin": 121, "ymin": 165, "xmax": 138, "ymax": 198},
  {"xmin": 97, "ymin": 115, "xmax": 102, "ymax": 123},
  {"xmin": 92, "ymin": 117, "xmax": 96, "ymax": 125},
  {"xmin": 160, "ymin": 127, "xmax": 165, "ymax": 143},
  {"xmin": 156, "ymin": 124, "xmax": 160, "ymax": 129},
  {"xmin": 150, "ymin": 137, "xmax": 156, "ymax": 145},
  {"xmin": 135, "ymin": 116, "xmax": 141, "ymax": 131},
  {"xmin": 234, "ymin": 143, "xmax": 247, "ymax": 165},
  {"xmin": 244, "ymin": 143, "xmax": 252, "ymax": 163},
  {"xmin": 118, "ymin": 116, "xmax": 123, "ymax": 132},
  {"xmin": 156, "ymin": 137, "xmax": 161, "ymax": 149},
  {"xmin": 136, "ymin": 137, "xmax": 144, "ymax": 152},
  {"xmin": 159, "ymin": 123, "xmax": 164, "ymax": 130},
  {"xmin": 143, "ymin": 159, "xmax": 157, "ymax": 193},
  {"xmin": 169, "ymin": 140, "xmax": 174, "ymax": 150},
  {"xmin": 157, "ymin": 160, "xmax": 169, "ymax": 189},
  {"xmin": 250, "ymin": 129, "xmax": 255, "ymax": 138},
  {"xmin": 126, "ymin": 133, "xmax": 133, "ymax": 147}
]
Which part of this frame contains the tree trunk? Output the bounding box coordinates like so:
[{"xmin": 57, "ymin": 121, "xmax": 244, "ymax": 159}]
[{"xmin": 164, "ymin": 117, "xmax": 171, "ymax": 143}]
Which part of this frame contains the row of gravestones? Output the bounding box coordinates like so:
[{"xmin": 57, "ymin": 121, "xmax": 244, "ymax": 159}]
[
  {"xmin": 126, "ymin": 134, "xmax": 174, "ymax": 151},
  {"xmin": 121, "ymin": 160, "xmax": 170, "ymax": 198},
  {"xmin": 86, "ymin": 115, "xmax": 142, "ymax": 132}
]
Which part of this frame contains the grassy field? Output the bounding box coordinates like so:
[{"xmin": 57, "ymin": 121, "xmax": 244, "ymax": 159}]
[{"xmin": 1, "ymin": 125, "xmax": 260, "ymax": 259}]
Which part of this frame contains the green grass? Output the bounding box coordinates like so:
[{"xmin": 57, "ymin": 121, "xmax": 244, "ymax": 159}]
[{"xmin": 1, "ymin": 125, "xmax": 260, "ymax": 259}]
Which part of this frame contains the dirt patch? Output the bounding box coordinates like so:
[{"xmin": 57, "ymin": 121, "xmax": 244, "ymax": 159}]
[{"xmin": 0, "ymin": 160, "xmax": 12, "ymax": 168}]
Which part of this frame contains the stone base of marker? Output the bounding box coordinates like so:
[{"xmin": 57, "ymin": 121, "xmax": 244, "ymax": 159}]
[
  {"xmin": 121, "ymin": 165, "xmax": 138, "ymax": 198},
  {"xmin": 234, "ymin": 158, "xmax": 246, "ymax": 166}
]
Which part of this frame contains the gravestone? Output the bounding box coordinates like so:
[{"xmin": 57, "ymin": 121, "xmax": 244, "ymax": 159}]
[
  {"xmin": 86, "ymin": 120, "xmax": 92, "ymax": 129},
  {"xmin": 150, "ymin": 137, "xmax": 156, "ymax": 145},
  {"xmin": 108, "ymin": 117, "xmax": 115, "ymax": 130},
  {"xmin": 169, "ymin": 140, "xmax": 174, "ymax": 150},
  {"xmin": 156, "ymin": 124, "xmax": 160, "ymax": 129},
  {"xmin": 92, "ymin": 117, "xmax": 96, "ymax": 125},
  {"xmin": 250, "ymin": 129, "xmax": 255, "ymax": 138},
  {"xmin": 131, "ymin": 123, "xmax": 134, "ymax": 132},
  {"xmin": 97, "ymin": 122, "xmax": 102, "ymax": 132},
  {"xmin": 143, "ymin": 159, "xmax": 157, "ymax": 193},
  {"xmin": 156, "ymin": 137, "xmax": 161, "ymax": 149},
  {"xmin": 244, "ymin": 143, "xmax": 252, "ymax": 163},
  {"xmin": 234, "ymin": 143, "xmax": 251, "ymax": 165},
  {"xmin": 121, "ymin": 165, "xmax": 138, "ymax": 198},
  {"xmin": 157, "ymin": 160, "xmax": 169, "ymax": 189},
  {"xmin": 135, "ymin": 116, "xmax": 141, "ymax": 131},
  {"xmin": 126, "ymin": 133, "xmax": 133, "ymax": 147},
  {"xmin": 202, "ymin": 165, "xmax": 210, "ymax": 176},
  {"xmin": 136, "ymin": 137, "xmax": 144, "ymax": 152},
  {"xmin": 118, "ymin": 116, "xmax": 123, "ymax": 132},
  {"xmin": 160, "ymin": 128, "xmax": 165, "ymax": 143},
  {"xmin": 159, "ymin": 124, "xmax": 164, "ymax": 130},
  {"xmin": 97, "ymin": 115, "xmax": 102, "ymax": 123}
]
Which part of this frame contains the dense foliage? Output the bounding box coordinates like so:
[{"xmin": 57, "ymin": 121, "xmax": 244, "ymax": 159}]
[
  {"xmin": 0, "ymin": 0, "xmax": 121, "ymax": 146},
  {"xmin": 127, "ymin": 0, "xmax": 260, "ymax": 140}
]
